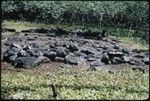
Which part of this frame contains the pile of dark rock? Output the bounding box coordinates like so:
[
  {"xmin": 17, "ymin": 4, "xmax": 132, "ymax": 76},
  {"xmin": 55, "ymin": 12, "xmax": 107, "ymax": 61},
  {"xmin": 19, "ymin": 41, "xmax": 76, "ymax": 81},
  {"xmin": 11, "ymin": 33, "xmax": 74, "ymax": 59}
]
[{"xmin": 1, "ymin": 28, "xmax": 149, "ymax": 69}]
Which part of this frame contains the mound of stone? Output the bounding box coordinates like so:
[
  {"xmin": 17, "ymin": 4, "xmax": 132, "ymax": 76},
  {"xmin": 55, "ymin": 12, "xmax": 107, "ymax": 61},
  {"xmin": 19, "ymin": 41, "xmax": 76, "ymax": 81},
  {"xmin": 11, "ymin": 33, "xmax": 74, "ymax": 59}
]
[{"xmin": 1, "ymin": 28, "xmax": 149, "ymax": 69}]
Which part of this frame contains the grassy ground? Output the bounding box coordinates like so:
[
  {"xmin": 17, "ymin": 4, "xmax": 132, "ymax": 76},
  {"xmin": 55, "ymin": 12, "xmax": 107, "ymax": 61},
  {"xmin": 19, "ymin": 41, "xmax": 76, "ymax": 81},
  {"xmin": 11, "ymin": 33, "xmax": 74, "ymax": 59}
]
[
  {"xmin": 1, "ymin": 65, "xmax": 149, "ymax": 100},
  {"xmin": 1, "ymin": 20, "xmax": 149, "ymax": 100}
]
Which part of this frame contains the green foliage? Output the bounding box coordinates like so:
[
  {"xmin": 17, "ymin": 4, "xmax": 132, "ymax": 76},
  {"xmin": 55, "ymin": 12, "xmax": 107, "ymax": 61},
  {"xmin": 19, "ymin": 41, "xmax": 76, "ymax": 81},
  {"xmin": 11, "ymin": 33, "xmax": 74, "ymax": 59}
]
[{"xmin": 2, "ymin": 1, "xmax": 149, "ymax": 29}]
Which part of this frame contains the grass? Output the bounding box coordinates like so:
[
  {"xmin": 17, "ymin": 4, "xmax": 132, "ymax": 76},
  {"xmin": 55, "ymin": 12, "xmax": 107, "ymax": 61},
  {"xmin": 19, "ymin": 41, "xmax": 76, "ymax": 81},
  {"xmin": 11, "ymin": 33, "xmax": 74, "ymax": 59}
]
[{"xmin": 1, "ymin": 67, "xmax": 149, "ymax": 100}]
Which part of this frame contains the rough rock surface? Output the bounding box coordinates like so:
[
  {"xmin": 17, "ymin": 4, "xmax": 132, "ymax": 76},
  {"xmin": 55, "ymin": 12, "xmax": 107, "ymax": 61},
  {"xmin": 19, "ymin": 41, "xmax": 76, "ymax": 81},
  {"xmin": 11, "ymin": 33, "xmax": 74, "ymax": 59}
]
[{"xmin": 2, "ymin": 28, "xmax": 149, "ymax": 69}]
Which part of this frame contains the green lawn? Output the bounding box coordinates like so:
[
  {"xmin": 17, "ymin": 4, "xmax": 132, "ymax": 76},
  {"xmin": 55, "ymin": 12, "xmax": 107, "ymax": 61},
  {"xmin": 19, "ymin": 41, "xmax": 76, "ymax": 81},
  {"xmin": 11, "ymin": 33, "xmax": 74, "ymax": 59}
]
[{"xmin": 1, "ymin": 67, "xmax": 149, "ymax": 100}]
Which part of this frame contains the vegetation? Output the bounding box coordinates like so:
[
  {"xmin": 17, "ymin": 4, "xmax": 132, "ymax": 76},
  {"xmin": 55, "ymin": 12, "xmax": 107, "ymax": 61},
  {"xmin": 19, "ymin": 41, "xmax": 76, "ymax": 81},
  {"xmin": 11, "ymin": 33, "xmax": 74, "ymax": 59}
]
[
  {"xmin": 1, "ymin": 67, "xmax": 149, "ymax": 100},
  {"xmin": 2, "ymin": 1, "xmax": 149, "ymax": 43}
]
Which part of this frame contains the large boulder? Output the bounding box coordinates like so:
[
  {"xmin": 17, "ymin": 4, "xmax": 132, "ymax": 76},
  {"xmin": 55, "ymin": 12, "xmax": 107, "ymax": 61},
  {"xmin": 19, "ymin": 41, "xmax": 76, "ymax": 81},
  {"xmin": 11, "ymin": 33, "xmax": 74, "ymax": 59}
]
[
  {"xmin": 13, "ymin": 56, "xmax": 50, "ymax": 68},
  {"xmin": 13, "ymin": 57, "xmax": 37, "ymax": 68}
]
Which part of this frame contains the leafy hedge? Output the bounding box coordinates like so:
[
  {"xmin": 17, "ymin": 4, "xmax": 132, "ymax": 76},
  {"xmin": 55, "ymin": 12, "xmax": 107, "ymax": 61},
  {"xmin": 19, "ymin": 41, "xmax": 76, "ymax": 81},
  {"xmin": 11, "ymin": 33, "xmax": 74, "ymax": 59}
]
[{"xmin": 2, "ymin": 1, "xmax": 149, "ymax": 30}]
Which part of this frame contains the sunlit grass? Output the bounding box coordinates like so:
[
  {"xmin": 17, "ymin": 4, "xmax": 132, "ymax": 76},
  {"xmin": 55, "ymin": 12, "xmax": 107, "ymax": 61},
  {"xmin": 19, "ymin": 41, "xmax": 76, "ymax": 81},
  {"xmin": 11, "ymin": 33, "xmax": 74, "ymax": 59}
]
[{"xmin": 1, "ymin": 67, "xmax": 149, "ymax": 100}]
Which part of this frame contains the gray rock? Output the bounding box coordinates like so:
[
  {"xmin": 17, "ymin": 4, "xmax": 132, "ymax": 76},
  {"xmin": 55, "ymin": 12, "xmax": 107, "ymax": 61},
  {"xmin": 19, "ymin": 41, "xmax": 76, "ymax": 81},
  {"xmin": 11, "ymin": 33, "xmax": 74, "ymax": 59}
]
[
  {"xmin": 29, "ymin": 43, "xmax": 39, "ymax": 48},
  {"xmin": 23, "ymin": 45, "xmax": 32, "ymax": 50},
  {"xmin": 44, "ymin": 51, "xmax": 56, "ymax": 60},
  {"xmin": 93, "ymin": 44, "xmax": 100, "ymax": 48},
  {"xmin": 142, "ymin": 57, "xmax": 149, "ymax": 65},
  {"xmin": 11, "ymin": 43, "xmax": 22, "ymax": 49},
  {"xmin": 74, "ymin": 51, "xmax": 87, "ymax": 58},
  {"xmin": 68, "ymin": 42, "xmax": 78, "ymax": 52},
  {"xmin": 55, "ymin": 57, "xmax": 65, "ymax": 62},
  {"xmin": 9, "ymin": 54, "xmax": 18, "ymax": 62},
  {"xmin": 80, "ymin": 47, "xmax": 96, "ymax": 55},
  {"xmin": 56, "ymin": 47, "xmax": 67, "ymax": 57},
  {"xmin": 17, "ymin": 50, "xmax": 30, "ymax": 57},
  {"xmin": 27, "ymin": 36, "xmax": 37, "ymax": 41},
  {"xmin": 122, "ymin": 48, "xmax": 132, "ymax": 54},
  {"xmin": 90, "ymin": 59, "xmax": 105, "ymax": 67},
  {"xmin": 27, "ymin": 48, "xmax": 43, "ymax": 57},
  {"xmin": 14, "ymin": 57, "xmax": 38, "ymax": 68},
  {"xmin": 3, "ymin": 47, "xmax": 20, "ymax": 61},
  {"xmin": 128, "ymin": 60, "xmax": 145, "ymax": 66},
  {"xmin": 65, "ymin": 54, "xmax": 86, "ymax": 65},
  {"xmin": 108, "ymin": 51, "xmax": 125, "ymax": 57},
  {"xmin": 112, "ymin": 57, "xmax": 125, "ymax": 64},
  {"xmin": 122, "ymin": 55, "xmax": 132, "ymax": 62},
  {"xmin": 14, "ymin": 56, "xmax": 50, "ymax": 68},
  {"xmin": 101, "ymin": 53, "xmax": 110, "ymax": 64},
  {"xmin": 34, "ymin": 56, "xmax": 50, "ymax": 65},
  {"xmin": 133, "ymin": 53, "xmax": 145, "ymax": 58},
  {"xmin": 114, "ymin": 44, "xmax": 120, "ymax": 49},
  {"xmin": 87, "ymin": 57, "xmax": 97, "ymax": 61}
]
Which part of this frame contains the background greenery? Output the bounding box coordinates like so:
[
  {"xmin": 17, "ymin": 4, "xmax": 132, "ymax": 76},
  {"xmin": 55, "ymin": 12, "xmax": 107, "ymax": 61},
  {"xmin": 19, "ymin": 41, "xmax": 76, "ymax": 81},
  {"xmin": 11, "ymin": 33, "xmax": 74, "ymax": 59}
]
[{"xmin": 2, "ymin": 1, "xmax": 149, "ymax": 44}]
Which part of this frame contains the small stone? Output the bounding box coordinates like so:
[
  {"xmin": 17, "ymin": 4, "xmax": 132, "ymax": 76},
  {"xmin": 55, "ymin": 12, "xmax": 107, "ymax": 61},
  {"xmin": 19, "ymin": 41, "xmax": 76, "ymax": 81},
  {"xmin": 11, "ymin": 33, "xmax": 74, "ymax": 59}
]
[{"xmin": 142, "ymin": 57, "xmax": 149, "ymax": 65}]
